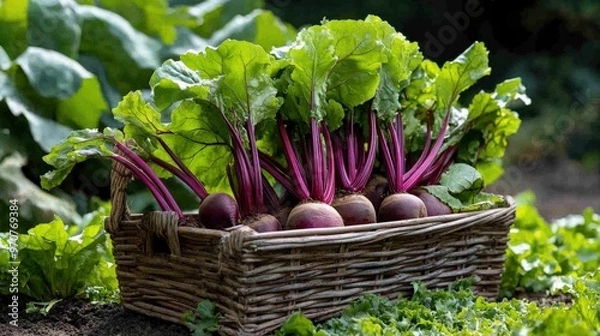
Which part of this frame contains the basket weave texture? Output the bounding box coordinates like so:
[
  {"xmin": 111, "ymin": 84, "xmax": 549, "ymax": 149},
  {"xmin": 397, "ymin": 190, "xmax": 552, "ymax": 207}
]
[{"xmin": 106, "ymin": 161, "xmax": 516, "ymax": 336}]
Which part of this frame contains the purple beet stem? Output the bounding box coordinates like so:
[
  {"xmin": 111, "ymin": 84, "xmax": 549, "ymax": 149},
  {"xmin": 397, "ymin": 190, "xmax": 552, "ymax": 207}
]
[
  {"xmin": 277, "ymin": 119, "xmax": 310, "ymax": 199},
  {"xmin": 111, "ymin": 155, "xmax": 175, "ymax": 214},
  {"xmin": 221, "ymin": 115, "xmax": 253, "ymax": 216},
  {"xmin": 379, "ymin": 107, "xmax": 451, "ymax": 193},
  {"xmin": 150, "ymin": 156, "xmax": 207, "ymax": 199},
  {"xmin": 114, "ymin": 143, "xmax": 183, "ymax": 217},
  {"xmin": 332, "ymin": 109, "xmax": 377, "ymax": 192},
  {"xmin": 156, "ymin": 137, "xmax": 208, "ymax": 199}
]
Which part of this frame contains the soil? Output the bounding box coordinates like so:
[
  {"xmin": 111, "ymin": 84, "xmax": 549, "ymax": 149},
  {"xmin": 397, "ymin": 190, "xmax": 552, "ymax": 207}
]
[
  {"xmin": 0, "ymin": 296, "xmax": 189, "ymax": 336},
  {"xmin": 512, "ymin": 291, "xmax": 573, "ymax": 307},
  {"xmin": 486, "ymin": 158, "xmax": 600, "ymax": 221}
]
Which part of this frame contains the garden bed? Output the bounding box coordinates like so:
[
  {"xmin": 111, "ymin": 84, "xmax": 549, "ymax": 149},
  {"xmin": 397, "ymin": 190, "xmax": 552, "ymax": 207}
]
[{"xmin": 0, "ymin": 293, "xmax": 572, "ymax": 336}]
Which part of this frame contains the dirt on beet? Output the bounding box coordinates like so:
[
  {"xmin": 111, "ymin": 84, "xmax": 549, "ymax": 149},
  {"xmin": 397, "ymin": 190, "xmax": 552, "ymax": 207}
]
[{"xmin": 0, "ymin": 296, "xmax": 189, "ymax": 336}]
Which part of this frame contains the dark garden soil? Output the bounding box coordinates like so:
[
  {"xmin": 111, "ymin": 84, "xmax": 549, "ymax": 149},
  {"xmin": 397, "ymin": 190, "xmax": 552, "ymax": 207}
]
[
  {"xmin": 487, "ymin": 158, "xmax": 600, "ymax": 221},
  {"xmin": 0, "ymin": 296, "xmax": 189, "ymax": 336}
]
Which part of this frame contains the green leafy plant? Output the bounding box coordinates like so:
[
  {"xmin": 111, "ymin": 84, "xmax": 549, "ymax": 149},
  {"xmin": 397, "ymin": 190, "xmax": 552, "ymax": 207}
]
[
  {"xmin": 500, "ymin": 190, "xmax": 600, "ymax": 297},
  {"xmin": 82, "ymin": 285, "xmax": 120, "ymax": 305},
  {"xmin": 182, "ymin": 300, "xmax": 220, "ymax": 336},
  {"xmin": 0, "ymin": 202, "xmax": 117, "ymax": 301},
  {"xmin": 537, "ymin": 271, "xmax": 600, "ymax": 334},
  {"xmin": 277, "ymin": 274, "xmax": 600, "ymax": 335},
  {"xmin": 25, "ymin": 299, "xmax": 62, "ymax": 316}
]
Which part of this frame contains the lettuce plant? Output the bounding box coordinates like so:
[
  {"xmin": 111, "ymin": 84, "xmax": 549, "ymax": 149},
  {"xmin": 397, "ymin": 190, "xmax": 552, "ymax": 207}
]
[{"xmin": 0, "ymin": 205, "xmax": 117, "ymax": 301}]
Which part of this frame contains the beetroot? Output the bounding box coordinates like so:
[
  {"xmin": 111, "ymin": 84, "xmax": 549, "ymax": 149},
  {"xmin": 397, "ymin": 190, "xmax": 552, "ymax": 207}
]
[
  {"xmin": 378, "ymin": 193, "xmax": 427, "ymax": 222},
  {"xmin": 332, "ymin": 194, "xmax": 376, "ymax": 225},
  {"xmin": 329, "ymin": 109, "xmax": 379, "ymax": 225},
  {"xmin": 198, "ymin": 192, "xmax": 240, "ymax": 229},
  {"xmin": 372, "ymin": 97, "xmax": 452, "ymax": 221},
  {"xmin": 286, "ymin": 202, "xmax": 344, "ymax": 230},
  {"xmin": 363, "ymin": 174, "xmax": 388, "ymax": 212},
  {"xmin": 244, "ymin": 214, "xmax": 282, "ymax": 232},
  {"xmin": 411, "ymin": 188, "xmax": 452, "ymax": 216},
  {"xmin": 260, "ymin": 118, "xmax": 340, "ymax": 230}
]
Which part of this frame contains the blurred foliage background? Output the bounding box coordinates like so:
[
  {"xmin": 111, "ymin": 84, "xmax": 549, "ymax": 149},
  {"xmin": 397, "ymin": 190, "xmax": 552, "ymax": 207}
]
[{"xmin": 1, "ymin": 0, "xmax": 598, "ymax": 233}]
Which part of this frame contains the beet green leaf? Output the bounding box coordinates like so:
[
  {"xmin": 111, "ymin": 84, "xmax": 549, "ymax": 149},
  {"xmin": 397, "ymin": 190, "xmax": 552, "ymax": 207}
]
[
  {"xmin": 159, "ymin": 100, "xmax": 233, "ymax": 195},
  {"xmin": 282, "ymin": 18, "xmax": 385, "ymax": 128},
  {"xmin": 433, "ymin": 42, "xmax": 491, "ymax": 113},
  {"xmin": 150, "ymin": 40, "xmax": 282, "ymax": 197},
  {"xmin": 369, "ymin": 15, "xmax": 423, "ymax": 122},
  {"xmin": 454, "ymin": 78, "xmax": 530, "ymax": 184},
  {"xmin": 40, "ymin": 128, "xmax": 118, "ymax": 191}
]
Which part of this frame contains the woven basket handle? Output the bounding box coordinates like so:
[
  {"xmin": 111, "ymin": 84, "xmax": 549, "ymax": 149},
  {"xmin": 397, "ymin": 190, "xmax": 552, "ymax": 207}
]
[
  {"xmin": 141, "ymin": 211, "xmax": 182, "ymax": 256},
  {"xmin": 107, "ymin": 148, "xmax": 132, "ymax": 234}
]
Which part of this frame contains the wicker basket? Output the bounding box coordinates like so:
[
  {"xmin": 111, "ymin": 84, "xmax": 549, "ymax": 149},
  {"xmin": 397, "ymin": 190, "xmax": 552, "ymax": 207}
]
[{"xmin": 106, "ymin": 160, "xmax": 516, "ymax": 336}]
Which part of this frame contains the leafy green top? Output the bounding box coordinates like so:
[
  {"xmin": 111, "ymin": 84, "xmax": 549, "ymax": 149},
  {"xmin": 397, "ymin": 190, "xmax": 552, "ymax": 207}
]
[
  {"xmin": 280, "ymin": 18, "xmax": 385, "ymax": 128},
  {"xmin": 37, "ymin": 14, "xmax": 529, "ymax": 206}
]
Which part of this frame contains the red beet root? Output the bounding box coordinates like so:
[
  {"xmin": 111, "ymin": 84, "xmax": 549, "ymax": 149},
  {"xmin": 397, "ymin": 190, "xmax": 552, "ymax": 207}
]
[
  {"xmin": 378, "ymin": 193, "xmax": 427, "ymax": 222},
  {"xmin": 244, "ymin": 213, "xmax": 282, "ymax": 232},
  {"xmin": 286, "ymin": 202, "xmax": 344, "ymax": 229},
  {"xmin": 198, "ymin": 192, "xmax": 240, "ymax": 229},
  {"xmin": 332, "ymin": 193, "xmax": 376, "ymax": 225},
  {"xmin": 411, "ymin": 188, "xmax": 452, "ymax": 217}
]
